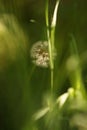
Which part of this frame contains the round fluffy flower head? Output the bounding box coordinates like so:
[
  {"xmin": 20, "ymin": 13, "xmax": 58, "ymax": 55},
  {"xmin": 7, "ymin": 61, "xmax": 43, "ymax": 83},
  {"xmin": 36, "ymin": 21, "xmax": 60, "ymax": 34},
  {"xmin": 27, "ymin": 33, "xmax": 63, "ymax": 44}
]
[{"xmin": 30, "ymin": 41, "xmax": 49, "ymax": 68}]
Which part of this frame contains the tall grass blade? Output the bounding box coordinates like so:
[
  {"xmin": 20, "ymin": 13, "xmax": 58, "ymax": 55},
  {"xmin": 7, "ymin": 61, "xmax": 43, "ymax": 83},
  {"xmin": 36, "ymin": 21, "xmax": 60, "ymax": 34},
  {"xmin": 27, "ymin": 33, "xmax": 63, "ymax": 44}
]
[{"xmin": 45, "ymin": 0, "xmax": 60, "ymax": 93}]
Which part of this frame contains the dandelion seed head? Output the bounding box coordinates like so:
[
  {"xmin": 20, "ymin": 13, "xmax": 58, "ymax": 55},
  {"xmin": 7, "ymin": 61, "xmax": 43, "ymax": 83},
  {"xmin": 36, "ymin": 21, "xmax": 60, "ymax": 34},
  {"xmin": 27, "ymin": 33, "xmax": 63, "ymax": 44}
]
[
  {"xmin": 30, "ymin": 41, "xmax": 57, "ymax": 68},
  {"xmin": 30, "ymin": 41, "xmax": 49, "ymax": 67}
]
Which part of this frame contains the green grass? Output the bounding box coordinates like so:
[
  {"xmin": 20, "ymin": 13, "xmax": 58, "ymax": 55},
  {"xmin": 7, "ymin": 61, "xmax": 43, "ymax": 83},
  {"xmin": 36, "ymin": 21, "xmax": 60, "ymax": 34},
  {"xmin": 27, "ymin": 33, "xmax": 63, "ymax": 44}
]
[
  {"xmin": 0, "ymin": 0, "xmax": 87, "ymax": 130},
  {"xmin": 32, "ymin": 0, "xmax": 87, "ymax": 130}
]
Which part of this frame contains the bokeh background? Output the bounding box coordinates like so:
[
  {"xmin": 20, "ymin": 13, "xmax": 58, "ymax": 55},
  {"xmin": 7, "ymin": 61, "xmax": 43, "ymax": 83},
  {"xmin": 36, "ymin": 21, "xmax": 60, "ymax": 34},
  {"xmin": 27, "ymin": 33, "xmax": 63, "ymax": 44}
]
[{"xmin": 0, "ymin": 0, "xmax": 87, "ymax": 130}]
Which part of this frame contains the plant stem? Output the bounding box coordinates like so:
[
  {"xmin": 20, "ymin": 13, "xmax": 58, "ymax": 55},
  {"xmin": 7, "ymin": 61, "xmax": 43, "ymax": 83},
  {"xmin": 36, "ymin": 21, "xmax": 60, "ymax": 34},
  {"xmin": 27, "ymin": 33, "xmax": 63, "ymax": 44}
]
[
  {"xmin": 45, "ymin": 0, "xmax": 60, "ymax": 94},
  {"xmin": 45, "ymin": 0, "xmax": 54, "ymax": 95},
  {"xmin": 51, "ymin": 68, "xmax": 54, "ymax": 94}
]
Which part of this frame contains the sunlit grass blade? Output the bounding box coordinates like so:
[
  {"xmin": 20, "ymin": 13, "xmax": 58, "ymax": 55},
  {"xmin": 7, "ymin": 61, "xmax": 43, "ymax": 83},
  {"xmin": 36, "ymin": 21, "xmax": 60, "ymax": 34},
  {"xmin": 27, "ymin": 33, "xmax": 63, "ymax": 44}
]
[
  {"xmin": 51, "ymin": 0, "xmax": 60, "ymax": 28},
  {"xmin": 51, "ymin": 0, "xmax": 60, "ymax": 53},
  {"xmin": 33, "ymin": 107, "xmax": 49, "ymax": 121}
]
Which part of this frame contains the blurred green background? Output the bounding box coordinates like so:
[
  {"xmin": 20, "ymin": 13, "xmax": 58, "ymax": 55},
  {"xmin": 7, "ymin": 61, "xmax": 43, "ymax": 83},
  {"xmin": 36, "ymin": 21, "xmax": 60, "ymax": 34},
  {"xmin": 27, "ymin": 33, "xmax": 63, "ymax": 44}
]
[{"xmin": 0, "ymin": 0, "xmax": 87, "ymax": 130}]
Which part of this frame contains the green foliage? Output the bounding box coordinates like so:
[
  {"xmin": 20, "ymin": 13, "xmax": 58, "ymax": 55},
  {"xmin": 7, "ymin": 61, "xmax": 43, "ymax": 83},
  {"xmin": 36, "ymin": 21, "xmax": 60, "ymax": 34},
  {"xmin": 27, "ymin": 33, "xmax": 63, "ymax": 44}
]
[
  {"xmin": 31, "ymin": 0, "xmax": 87, "ymax": 130},
  {"xmin": 0, "ymin": 0, "xmax": 87, "ymax": 130}
]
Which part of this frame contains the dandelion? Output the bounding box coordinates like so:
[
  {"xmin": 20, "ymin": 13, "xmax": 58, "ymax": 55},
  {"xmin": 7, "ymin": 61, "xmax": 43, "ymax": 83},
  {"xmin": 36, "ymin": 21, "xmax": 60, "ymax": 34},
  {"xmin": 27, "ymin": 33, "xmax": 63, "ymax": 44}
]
[
  {"xmin": 30, "ymin": 41, "xmax": 56, "ymax": 68},
  {"xmin": 30, "ymin": 41, "xmax": 49, "ymax": 67}
]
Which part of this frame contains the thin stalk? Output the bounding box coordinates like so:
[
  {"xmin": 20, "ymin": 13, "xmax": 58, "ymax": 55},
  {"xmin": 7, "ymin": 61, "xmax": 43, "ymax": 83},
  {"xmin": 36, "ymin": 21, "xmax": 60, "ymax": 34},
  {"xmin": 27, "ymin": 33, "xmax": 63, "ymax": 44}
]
[
  {"xmin": 45, "ymin": 0, "xmax": 54, "ymax": 94},
  {"xmin": 45, "ymin": 0, "xmax": 53, "ymax": 70},
  {"xmin": 45, "ymin": 0, "xmax": 60, "ymax": 94},
  {"xmin": 50, "ymin": 0, "xmax": 60, "ymax": 94}
]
